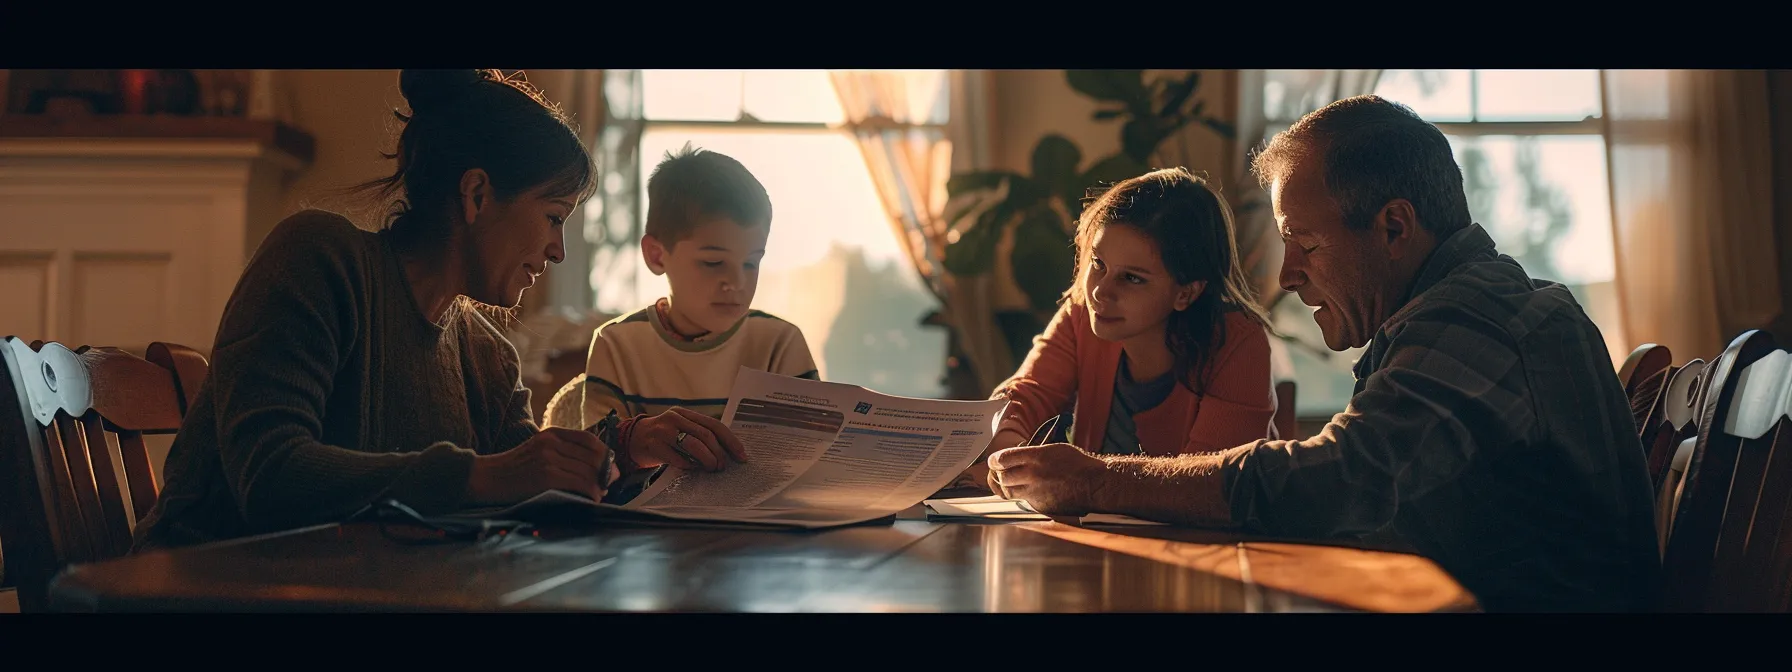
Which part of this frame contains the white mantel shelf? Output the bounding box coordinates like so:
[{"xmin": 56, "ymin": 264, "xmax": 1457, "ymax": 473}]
[{"xmin": 0, "ymin": 115, "xmax": 315, "ymax": 356}]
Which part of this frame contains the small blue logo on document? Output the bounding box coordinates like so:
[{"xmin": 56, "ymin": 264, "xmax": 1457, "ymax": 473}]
[{"xmin": 854, "ymin": 402, "xmax": 872, "ymax": 414}]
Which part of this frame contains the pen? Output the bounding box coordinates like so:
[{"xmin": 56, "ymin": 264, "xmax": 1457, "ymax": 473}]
[
  {"xmin": 1026, "ymin": 415, "xmax": 1060, "ymax": 447},
  {"xmin": 590, "ymin": 410, "xmax": 622, "ymax": 492}
]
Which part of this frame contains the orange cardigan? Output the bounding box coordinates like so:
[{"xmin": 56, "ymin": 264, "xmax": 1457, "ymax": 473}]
[{"xmin": 992, "ymin": 301, "xmax": 1278, "ymax": 456}]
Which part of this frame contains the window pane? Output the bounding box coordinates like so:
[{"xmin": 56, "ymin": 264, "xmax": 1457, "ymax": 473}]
[
  {"xmin": 1372, "ymin": 69, "xmax": 1473, "ymax": 122},
  {"xmin": 642, "ymin": 70, "xmax": 743, "ymax": 121},
  {"xmin": 742, "ymin": 70, "xmax": 844, "ymax": 124},
  {"xmin": 633, "ymin": 128, "xmax": 947, "ymax": 399},
  {"xmin": 1474, "ymin": 70, "xmax": 1602, "ymax": 121},
  {"xmin": 1450, "ymin": 134, "xmax": 1626, "ymax": 358}
]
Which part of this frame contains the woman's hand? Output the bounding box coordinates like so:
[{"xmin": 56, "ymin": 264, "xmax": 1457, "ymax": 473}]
[
  {"xmin": 465, "ymin": 427, "xmax": 617, "ymax": 505},
  {"xmin": 627, "ymin": 407, "xmax": 747, "ymax": 472}
]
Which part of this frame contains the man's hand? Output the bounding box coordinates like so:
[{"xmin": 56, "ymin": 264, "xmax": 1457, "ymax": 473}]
[
  {"xmin": 986, "ymin": 442, "xmax": 1109, "ymax": 516},
  {"xmin": 946, "ymin": 427, "xmax": 1031, "ymax": 493}
]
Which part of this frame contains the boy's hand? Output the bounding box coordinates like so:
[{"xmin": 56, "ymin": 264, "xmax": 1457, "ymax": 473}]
[{"xmin": 628, "ymin": 407, "xmax": 748, "ymax": 472}]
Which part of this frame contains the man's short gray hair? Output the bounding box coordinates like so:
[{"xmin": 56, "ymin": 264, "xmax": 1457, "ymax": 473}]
[{"xmin": 1251, "ymin": 95, "xmax": 1471, "ymax": 239}]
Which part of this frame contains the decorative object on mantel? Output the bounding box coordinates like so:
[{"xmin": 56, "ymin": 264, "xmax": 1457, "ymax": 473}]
[
  {"xmin": 0, "ymin": 114, "xmax": 316, "ymax": 166},
  {"xmin": 3, "ymin": 69, "xmax": 292, "ymax": 125}
]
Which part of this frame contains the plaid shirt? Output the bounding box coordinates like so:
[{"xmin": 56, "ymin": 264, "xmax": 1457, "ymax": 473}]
[{"xmin": 1217, "ymin": 224, "xmax": 1662, "ymax": 612}]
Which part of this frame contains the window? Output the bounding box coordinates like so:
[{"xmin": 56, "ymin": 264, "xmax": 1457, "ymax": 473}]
[
  {"xmin": 1263, "ymin": 70, "xmax": 1623, "ymax": 416},
  {"xmin": 600, "ymin": 70, "xmax": 949, "ymax": 399}
]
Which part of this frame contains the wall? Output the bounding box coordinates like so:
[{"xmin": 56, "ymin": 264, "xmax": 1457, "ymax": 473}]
[{"xmin": 277, "ymin": 69, "xmax": 403, "ymax": 221}]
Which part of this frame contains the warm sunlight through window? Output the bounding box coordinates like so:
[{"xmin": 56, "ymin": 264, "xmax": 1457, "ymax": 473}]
[
  {"xmin": 1264, "ymin": 69, "xmax": 1621, "ymax": 416},
  {"xmin": 608, "ymin": 70, "xmax": 948, "ymax": 399}
]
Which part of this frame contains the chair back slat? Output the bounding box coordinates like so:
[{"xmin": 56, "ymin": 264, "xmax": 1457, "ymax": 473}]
[
  {"xmin": 38, "ymin": 418, "xmax": 95, "ymax": 565},
  {"xmin": 53, "ymin": 416, "xmax": 113, "ymax": 560},
  {"xmin": 1699, "ymin": 343, "xmax": 1792, "ymax": 612},
  {"xmin": 1647, "ymin": 360, "xmax": 1709, "ymax": 491},
  {"xmin": 116, "ymin": 431, "xmax": 159, "ymax": 522},
  {"xmin": 80, "ymin": 415, "xmax": 135, "ymax": 558},
  {"xmin": 1714, "ymin": 419, "xmax": 1792, "ymax": 611}
]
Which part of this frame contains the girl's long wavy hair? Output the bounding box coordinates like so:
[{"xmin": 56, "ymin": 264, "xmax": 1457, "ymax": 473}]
[{"xmin": 1065, "ymin": 167, "xmax": 1272, "ymax": 395}]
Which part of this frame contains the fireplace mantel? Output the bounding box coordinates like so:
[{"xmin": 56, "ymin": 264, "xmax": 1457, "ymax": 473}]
[{"xmin": 0, "ymin": 115, "xmax": 314, "ymax": 355}]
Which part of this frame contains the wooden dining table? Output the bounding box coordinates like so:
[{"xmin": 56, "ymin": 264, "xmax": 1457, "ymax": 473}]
[{"xmin": 45, "ymin": 499, "xmax": 1478, "ymax": 613}]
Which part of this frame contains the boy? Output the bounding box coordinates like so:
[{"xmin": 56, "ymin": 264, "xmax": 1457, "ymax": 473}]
[{"xmin": 580, "ymin": 144, "xmax": 818, "ymax": 495}]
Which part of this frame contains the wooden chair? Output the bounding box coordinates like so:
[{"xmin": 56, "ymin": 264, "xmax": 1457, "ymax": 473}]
[
  {"xmin": 0, "ymin": 337, "xmax": 208, "ymax": 612},
  {"xmin": 1620, "ymin": 343, "xmax": 1675, "ymax": 401},
  {"xmin": 1620, "ymin": 344, "xmax": 1674, "ymax": 434},
  {"xmin": 1659, "ymin": 330, "xmax": 1776, "ymax": 611},
  {"xmin": 1644, "ymin": 359, "xmax": 1709, "ymax": 494},
  {"xmin": 543, "ymin": 376, "xmax": 584, "ymax": 429}
]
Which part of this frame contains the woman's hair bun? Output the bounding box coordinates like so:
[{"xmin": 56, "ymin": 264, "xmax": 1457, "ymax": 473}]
[{"xmin": 399, "ymin": 69, "xmax": 490, "ymax": 115}]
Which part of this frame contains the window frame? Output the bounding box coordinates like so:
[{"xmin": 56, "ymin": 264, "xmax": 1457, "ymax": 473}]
[{"xmin": 1265, "ymin": 69, "xmax": 1618, "ymax": 419}]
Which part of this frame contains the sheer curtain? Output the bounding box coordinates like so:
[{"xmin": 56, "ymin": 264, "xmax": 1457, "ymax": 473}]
[
  {"xmin": 1603, "ymin": 69, "xmax": 1781, "ymax": 361},
  {"xmin": 833, "ymin": 69, "xmax": 1011, "ymax": 396}
]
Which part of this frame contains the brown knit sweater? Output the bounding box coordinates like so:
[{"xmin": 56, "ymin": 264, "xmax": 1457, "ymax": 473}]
[{"xmin": 132, "ymin": 210, "xmax": 537, "ymax": 551}]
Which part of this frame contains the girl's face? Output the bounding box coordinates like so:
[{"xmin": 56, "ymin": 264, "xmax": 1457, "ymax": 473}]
[{"xmin": 1080, "ymin": 223, "xmax": 1203, "ymax": 343}]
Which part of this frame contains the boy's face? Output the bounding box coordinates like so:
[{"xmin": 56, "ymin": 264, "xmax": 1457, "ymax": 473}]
[{"xmin": 643, "ymin": 214, "xmax": 770, "ymax": 335}]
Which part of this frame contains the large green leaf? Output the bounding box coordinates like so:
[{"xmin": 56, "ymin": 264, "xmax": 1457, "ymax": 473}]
[
  {"xmin": 1002, "ymin": 175, "xmax": 1051, "ymax": 211},
  {"xmin": 941, "ymin": 203, "xmax": 1010, "ymax": 276},
  {"xmin": 1159, "ymin": 71, "xmax": 1201, "ymax": 118},
  {"xmin": 994, "ymin": 310, "xmax": 1048, "ymax": 377},
  {"xmin": 1200, "ymin": 116, "xmax": 1237, "ymax": 140},
  {"xmin": 1030, "ymin": 134, "xmax": 1082, "ymax": 202},
  {"xmin": 1079, "ymin": 154, "xmax": 1150, "ymax": 193},
  {"xmin": 1066, "ymin": 70, "xmax": 1148, "ymax": 107},
  {"xmin": 1010, "ymin": 206, "xmax": 1077, "ymax": 312},
  {"xmin": 1121, "ymin": 118, "xmax": 1174, "ymax": 165},
  {"xmin": 946, "ymin": 170, "xmax": 1021, "ymax": 198}
]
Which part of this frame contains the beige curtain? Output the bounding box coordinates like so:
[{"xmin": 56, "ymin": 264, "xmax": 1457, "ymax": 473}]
[
  {"xmin": 1603, "ymin": 70, "xmax": 1781, "ymax": 361},
  {"xmin": 832, "ymin": 70, "xmax": 1014, "ymax": 396}
]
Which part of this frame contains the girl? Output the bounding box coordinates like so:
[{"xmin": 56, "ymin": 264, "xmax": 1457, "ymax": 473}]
[{"xmin": 960, "ymin": 167, "xmax": 1277, "ymax": 489}]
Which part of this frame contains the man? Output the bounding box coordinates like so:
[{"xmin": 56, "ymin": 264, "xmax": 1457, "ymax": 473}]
[{"xmin": 988, "ymin": 95, "xmax": 1662, "ymax": 612}]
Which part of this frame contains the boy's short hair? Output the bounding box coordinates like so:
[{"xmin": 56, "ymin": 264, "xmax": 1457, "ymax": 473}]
[{"xmin": 644, "ymin": 143, "xmax": 773, "ymax": 243}]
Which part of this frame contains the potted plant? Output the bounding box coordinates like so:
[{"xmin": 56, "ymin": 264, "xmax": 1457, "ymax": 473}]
[{"xmin": 934, "ymin": 70, "xmax": 1241, "ymax": 389}]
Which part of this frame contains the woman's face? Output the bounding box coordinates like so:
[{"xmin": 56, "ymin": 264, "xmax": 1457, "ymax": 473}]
[{"xmin": 460, "ymin": 172, "xmax": 573, "ymax": 308}]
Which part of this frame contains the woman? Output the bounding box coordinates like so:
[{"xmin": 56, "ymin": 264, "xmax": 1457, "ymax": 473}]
[
  {"xmin": 132, "ymin": 70, "xmax": 648, "ymax": 550},
  {"xmin": 959, "ymin": 167, "xmax": 1277, "ymax": 490}
]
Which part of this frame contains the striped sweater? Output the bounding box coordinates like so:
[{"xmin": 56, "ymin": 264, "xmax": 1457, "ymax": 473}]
[{"xmin": 578, "ymin": 300, "xmax": 819, "ymax": 430}]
